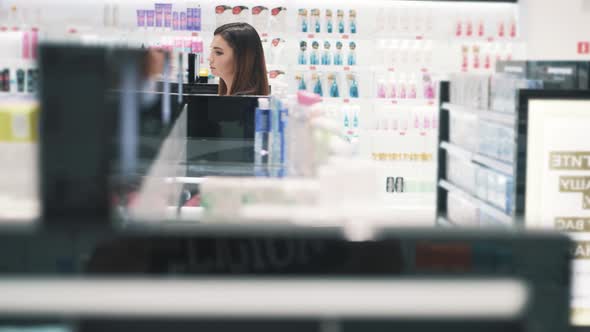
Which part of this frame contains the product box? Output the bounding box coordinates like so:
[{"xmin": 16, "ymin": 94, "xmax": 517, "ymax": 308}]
[{"xmin": 0, "ymin": 101, "xmax": 38, "ymax": 142}]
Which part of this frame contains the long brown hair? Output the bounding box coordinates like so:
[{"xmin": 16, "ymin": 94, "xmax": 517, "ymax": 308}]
[{"xmin": 214, "ymin": 23, "xmax": 269, "ymax": 96}]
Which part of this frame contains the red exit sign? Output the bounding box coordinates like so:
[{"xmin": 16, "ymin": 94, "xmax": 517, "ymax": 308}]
[{"xmin": 579, "ymin": 41, "xmax": 590, "ymax": 54}]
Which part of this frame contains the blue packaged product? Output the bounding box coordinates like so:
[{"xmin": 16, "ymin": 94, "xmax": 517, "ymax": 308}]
[{"xmin": 255, "ymin": 98, "xmax": 271, "ymax": 170}]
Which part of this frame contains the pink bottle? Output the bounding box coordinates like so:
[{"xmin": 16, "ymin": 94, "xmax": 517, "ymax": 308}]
[
  {"xmin": 377, "ymin": 80, "xmax": 387, "ymax": 98},
  {"xmin": 31, "ymin": 28, "xmax": 38, "ymax": 60},
  {"xmin": 389, "ymin": 80, "xmax": 397, "ymax": 99},
  {"xmin": 22, "ymin": 31, "xmax": 30, "ymax": 59}
]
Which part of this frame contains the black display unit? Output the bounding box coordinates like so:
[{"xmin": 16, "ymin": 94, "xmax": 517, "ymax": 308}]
[{"xmin": 0, "ymin": 226, "xmax": 572, "ymax": 332}]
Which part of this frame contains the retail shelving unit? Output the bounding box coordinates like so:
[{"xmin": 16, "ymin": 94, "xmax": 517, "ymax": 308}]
[{"xmin": 436, "ymin": 63, "xmax": 590, "ymax": 228}]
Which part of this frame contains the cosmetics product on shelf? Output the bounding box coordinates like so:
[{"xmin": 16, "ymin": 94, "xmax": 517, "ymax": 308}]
[
  {"xmin": 298, "ymin": 8, "xmax": 309, "ymax": 33},
  {"xmin": 388, "ymin": 78, "xmax": 397, "ymax": 99},
  {"xmin": 298, "ymin": 40, "xmax": 307, "ymax": 65},
  {"xmin": 137, "ymin": 10, "xmax": 146, "ymax": 29},
  {"xmin": 321, "ymin": 41, "xmax": 332, "ymax": 65},
  {"xmin": 162, "ymin": 4, "xmax": 172, "ymax": 29},
  {"xmin": 312, "ymin": 73, "xmax": 323, "ymax": 96},
  {"xmin": 193, "ymin": 4, "xmax": 203, "ymax": 31},
  {"xmin": 173, "ymin": 11, "xmax": 180, "ymax": 30},
  {"xmin": 310, "ymin": 41, "xmax": 320, "ymax": 65},
  {"xmin": 16, "ymin": 69, "xmax": 24, "ymax": 93},
  {"xmin": 155, "ymin": 3, "xmax": 164, "ymax": 28},
  {"xmin": 328, "ymin": 73, "xmax": 339, "ymax": 98},
  {"xmin": 215, "ymin": 5, "xmax": 232, "ymax": 27},
  {"xmin": 180, "ymin": 10, "xmax": 187, "ymax": 30},
  {"xmin": 255, "ymin": 98, "xmax": 271, "ymax": 173},
  {"xmin": 269, "ymin": 38, "xmax": 285, "ymax": 65},
  {"xmin": 398, "ymin": 74, "xmax": 407, "ymax": 99},
  {"xmin": 325, "ymin": 9, "xmax": 333, "ymax": 34},
  {"xmin": 337, "ymin": 9, "xmax": 345, "ymax": 34},
  {"xmin": 311, "ymin": 8, "xmax": 321, "ymax": 33},
  {"xmin": 347, "ymin": 41, "xmax": 357, "ymax": 66},
  {"xmin": 30, "ymin": 28, "xmax": 38, "ymax": 60},
  {"xmin": 334, "ymin": 41, "xmax": 343, "ymax": 65},
  {"xmin": 270, "ymin": 7, "xmax": 287, "ymax": 34},
  {"xmin": 252, "ymin": 6, "xmax": 269, "ymax": 35},
  {"xmin": 0, "ymin": 69, "xmax": 9, "ymax": 93},
  {"xmin": 296, "ymin": 73, "xmax": 307, "ymax": 91},
  {"xmin": 408, "ymin": 74, "xmax": 417, "ymax": 99},
  {"xmin": 377, "ymin": 80, "xmax": 387, "ymax": 98},
  {"xmin": 423, "ymin": 73, "xmax": 436, "ymax": 100},
  {"xmin": 347, "ymin": 73, "xmax": 359, "ymax": 98},
  {"xmin": 232, "ymin": 5, "xmax": 249, "ymax": 23},
  {"xmin": 26, "ymin": 69, "xmax": 37, "ymax": 93},
  {"xmin": 497, "ymin": 16, "xmax": 505, "ymax": 38},
  {"xmin": 147, "ymin": 10, "xmax": 155, "ymax": 29},
  {"xmin": 349, "ymin": 9, "xmax": 357, "ymax": 34}
]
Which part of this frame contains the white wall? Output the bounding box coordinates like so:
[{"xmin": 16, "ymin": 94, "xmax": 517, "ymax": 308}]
[{"xmin": 520, "ymin": 0, "xmax": 590, "ymax": 60}]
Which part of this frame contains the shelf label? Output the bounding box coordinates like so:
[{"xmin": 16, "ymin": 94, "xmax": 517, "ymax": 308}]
[
  {"xmin": 574, "ymin": 241, "xmax": 590, "ymax": 259},
  {"xmin": 342, "ymin": 34, "xmax": 349, "ymax": 39},
  {"xmin": 309, "ymin": 66, "xmax": 317, "ymax": 71},
  {"xmin": 547, "ymin": 67, "xmax": 574, "ymax": 75},
  {"xmin": 503, "ymin": 66, "xmax": 523, "ymax": 74},
  {"xmin": 343, "ymin": 66, "xmax": 351, "ymax": 71},
  {"xmin": 307, "ymin": 34, "xmax": 315, "ymax": 39},
  {"xmin": 555, "ymin": 217, "xmax": 590, "ymax": 232}
]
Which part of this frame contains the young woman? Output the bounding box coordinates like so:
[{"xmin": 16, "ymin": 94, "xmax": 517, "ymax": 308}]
[{"xmin": 208, "ymin": 22, "xmax": 270, "ymax": 96}]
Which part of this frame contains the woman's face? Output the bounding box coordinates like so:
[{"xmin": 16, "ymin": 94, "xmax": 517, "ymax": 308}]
[{"xmin": 208, "ymin": 35, "xmax": 235, "ymax": 81}]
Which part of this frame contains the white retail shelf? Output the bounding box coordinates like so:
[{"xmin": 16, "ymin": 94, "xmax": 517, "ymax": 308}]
[
  {"xmin": 472, "ymin": 153, "xmax": 514, "ymax": 176},
  {"xmin": 440, "ymin": 141, "xmax": 472, "ymax": 161},
  {"xmin": 439, "ymin": 179, "xmax": 513, "ymax": 226},
  {"xmin": 442, "ymin": 102, "xmax": 516, "ymax": 127},
  {"xmin": 440, "ymin": 141, "xmax": 514, "ymax": 177}
]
